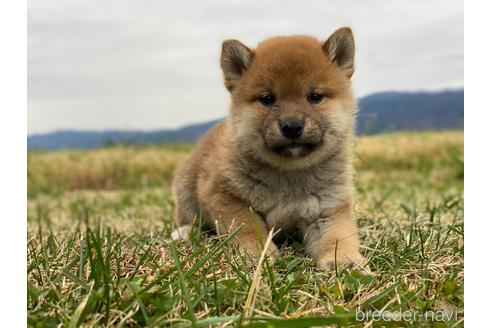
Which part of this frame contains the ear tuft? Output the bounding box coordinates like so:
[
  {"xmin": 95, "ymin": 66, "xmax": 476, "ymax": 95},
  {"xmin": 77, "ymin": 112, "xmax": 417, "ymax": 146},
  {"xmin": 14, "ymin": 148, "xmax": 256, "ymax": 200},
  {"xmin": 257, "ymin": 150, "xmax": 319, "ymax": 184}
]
[
  {"xmin": 322, "ymin": 27, "xmax": 355, "ymax": 78},
  {"xmin": 221, "ymin": 39, "xmax": 253, "ymax": 91}
]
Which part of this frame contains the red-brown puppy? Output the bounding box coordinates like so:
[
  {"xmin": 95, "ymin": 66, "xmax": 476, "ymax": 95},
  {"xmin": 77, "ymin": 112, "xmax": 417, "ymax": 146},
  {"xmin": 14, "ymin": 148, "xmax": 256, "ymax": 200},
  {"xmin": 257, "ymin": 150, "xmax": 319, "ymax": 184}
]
[{"xmin": 172, "ymin": 27, "xmax": 365, "ymax": 269}]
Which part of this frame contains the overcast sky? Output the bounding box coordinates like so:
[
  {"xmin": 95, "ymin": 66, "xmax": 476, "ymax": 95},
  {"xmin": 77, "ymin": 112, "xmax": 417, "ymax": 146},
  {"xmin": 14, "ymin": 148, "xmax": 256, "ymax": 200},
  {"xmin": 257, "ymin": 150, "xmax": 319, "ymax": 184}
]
[{"xmin": 27, "ymin": 0, "xmax": 463, "ymax": 135}]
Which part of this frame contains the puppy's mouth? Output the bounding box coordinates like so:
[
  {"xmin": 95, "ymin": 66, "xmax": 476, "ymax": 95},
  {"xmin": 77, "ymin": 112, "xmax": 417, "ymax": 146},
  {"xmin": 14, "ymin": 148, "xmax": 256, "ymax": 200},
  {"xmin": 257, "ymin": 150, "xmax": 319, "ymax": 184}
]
[{"xmin": 270, "ymin": 142, "xmax": 320, "ymax": 158}]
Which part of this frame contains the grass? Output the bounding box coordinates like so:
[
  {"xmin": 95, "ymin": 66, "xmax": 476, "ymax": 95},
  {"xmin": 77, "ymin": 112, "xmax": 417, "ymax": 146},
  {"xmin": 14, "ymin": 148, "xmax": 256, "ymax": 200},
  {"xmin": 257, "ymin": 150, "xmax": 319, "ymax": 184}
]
[{"xmin": 27, "ymin": 131, "xmax": 464, "ymax": 327}]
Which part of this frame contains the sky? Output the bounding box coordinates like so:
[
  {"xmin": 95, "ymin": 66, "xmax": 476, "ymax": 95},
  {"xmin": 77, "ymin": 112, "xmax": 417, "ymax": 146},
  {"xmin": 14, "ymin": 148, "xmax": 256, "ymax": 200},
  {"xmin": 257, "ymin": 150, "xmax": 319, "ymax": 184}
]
[{"xmin": 27, "ymin": 0, "xmax": 463, "ymax": 135}]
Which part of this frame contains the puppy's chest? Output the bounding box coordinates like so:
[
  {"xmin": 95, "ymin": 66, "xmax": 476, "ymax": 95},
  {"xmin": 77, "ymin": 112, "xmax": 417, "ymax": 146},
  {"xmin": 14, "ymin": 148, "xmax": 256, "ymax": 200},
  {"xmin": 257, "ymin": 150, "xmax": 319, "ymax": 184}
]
[
  {"xmin": 231, "ymin": 168, "xmax": 343, "ymax": 229},
  {"xmin": 261, "ymin": 191, "xmax": 321, "ymax": 230}
]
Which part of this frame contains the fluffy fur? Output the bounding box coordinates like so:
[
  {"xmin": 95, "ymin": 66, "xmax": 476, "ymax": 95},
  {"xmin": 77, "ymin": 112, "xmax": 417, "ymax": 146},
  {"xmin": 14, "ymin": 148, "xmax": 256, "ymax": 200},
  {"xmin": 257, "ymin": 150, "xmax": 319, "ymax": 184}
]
[{"xmin": 172, "ymin": 27, "xmax": 365, "ymax": 269}]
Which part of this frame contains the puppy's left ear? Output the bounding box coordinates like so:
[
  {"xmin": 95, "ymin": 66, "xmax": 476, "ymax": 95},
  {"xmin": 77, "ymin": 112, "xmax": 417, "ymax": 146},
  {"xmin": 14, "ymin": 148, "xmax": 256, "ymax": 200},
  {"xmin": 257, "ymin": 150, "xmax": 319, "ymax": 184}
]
[
  {"xmin": 221, "ymin": 39, "xmax": 254, "ymax": 92},
  {"xmin": 322, "ymin": 27, "xmax": 355, "ymax": 78}
]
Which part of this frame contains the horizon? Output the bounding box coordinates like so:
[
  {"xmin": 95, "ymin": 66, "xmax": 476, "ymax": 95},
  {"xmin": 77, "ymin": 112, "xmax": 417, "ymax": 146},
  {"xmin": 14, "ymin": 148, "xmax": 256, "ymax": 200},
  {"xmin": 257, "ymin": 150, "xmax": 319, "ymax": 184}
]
[
  {"xmin": 28, "ymin": 88, "xmax": 463, "ymax": 138},
  {"xmin": 27, "ymin": 88, "xmax": 463, "ymax": 137},
  {"xmin": 28, "ymin": 0, "xmax": 463, "ymax": 135}
]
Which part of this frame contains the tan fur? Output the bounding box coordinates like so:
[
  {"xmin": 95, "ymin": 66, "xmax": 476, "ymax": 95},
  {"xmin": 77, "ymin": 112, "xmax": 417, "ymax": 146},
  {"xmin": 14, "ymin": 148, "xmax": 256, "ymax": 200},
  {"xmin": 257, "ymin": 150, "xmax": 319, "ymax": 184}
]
[{"xmin": 172, "ymin": 27, "xmax": 365, "ymax": 269}]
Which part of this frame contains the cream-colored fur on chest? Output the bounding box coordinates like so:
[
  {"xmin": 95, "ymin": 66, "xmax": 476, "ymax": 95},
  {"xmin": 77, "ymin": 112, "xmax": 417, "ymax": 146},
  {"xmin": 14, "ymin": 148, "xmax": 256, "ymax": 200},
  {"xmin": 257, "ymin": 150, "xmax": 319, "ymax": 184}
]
[{"xmin": 222, "ymin": 150, "xmax": 352, "ymax": 232}]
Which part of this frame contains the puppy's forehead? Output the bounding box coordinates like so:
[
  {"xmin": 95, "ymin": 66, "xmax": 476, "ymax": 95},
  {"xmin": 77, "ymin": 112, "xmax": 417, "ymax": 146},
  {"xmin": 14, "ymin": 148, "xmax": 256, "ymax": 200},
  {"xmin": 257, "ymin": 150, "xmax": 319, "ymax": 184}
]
[{"xmin": 245, "ymin": 36, "xmax": 339, "ymax": 96}]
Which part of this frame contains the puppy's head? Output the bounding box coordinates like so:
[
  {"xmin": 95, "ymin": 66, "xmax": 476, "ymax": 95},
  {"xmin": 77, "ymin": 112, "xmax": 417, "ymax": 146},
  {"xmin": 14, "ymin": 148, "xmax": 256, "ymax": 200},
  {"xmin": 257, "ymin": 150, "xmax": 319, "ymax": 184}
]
[{"xmin": 221, "ymin": 27, "xmax": 357, "ymax": 170}]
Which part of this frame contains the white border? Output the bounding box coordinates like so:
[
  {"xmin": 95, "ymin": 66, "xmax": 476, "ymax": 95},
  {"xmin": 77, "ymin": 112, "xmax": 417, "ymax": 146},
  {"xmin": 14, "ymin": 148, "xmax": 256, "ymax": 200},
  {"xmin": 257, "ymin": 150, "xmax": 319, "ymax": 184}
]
[
  {"xmin": 465, "ymin": 0, "xmax": 492, "ymax": 326},
  {"xmin": 0, "ymin": 0, "xmax": 27, "ymax": 324}
]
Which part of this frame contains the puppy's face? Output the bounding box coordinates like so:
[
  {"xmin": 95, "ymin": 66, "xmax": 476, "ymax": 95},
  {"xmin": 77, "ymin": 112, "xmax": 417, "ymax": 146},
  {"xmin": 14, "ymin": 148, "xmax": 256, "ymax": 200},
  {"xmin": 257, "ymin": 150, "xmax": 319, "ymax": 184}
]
[{"xmin": 221, "ymin": 28, "xmax": 357, "ymax": 170}]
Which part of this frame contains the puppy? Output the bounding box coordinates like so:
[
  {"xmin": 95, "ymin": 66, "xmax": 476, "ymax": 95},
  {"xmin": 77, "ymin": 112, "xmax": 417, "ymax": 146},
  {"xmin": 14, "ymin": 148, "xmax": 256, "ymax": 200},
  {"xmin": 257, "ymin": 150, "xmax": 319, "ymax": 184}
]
[{"xmin": 172, "ymin": 27, "xmax": 365, "ymax": 269}]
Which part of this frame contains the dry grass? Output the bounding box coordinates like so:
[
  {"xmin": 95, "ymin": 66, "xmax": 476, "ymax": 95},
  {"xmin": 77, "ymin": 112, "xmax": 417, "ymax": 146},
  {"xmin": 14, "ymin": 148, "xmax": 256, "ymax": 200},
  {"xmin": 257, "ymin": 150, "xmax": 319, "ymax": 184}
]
[
  {"xmin": 27, "ymin": 131, "xmax": 464, "ymax": 327},
  {"xmin": 28, "ymin": 144, "xmax": 192, "ymax": 197}
]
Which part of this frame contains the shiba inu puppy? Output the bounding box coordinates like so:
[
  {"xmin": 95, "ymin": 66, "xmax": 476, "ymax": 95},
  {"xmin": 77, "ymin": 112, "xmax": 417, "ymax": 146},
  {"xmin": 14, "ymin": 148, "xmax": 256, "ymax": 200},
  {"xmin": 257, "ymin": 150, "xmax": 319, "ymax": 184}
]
[{"xmin": 172, "ymin": 27, "xmax": 365, "ymax": 269}]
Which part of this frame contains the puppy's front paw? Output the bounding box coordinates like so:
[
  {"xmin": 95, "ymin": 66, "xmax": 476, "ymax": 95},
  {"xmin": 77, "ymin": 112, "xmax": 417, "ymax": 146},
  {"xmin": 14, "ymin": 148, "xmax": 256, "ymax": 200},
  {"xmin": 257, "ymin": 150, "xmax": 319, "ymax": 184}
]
[
  {"xmin": 318, "ymin": 251, "xmax": 368, "ymax": 272},
  {"xmin": 171, "ymin": 225, "xmax": 192, "ymax": 241},
  {"xmin": 240, "ymin": 239, "xmax": 279, "ymax": 260}
]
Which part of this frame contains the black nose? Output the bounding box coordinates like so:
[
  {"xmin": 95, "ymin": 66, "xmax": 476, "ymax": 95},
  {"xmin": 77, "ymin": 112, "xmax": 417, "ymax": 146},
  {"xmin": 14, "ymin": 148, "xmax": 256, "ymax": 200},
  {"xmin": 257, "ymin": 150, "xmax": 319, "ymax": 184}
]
[{"xmin": 280, "ymin": 118, "xmax": 304, "ymax": 139}]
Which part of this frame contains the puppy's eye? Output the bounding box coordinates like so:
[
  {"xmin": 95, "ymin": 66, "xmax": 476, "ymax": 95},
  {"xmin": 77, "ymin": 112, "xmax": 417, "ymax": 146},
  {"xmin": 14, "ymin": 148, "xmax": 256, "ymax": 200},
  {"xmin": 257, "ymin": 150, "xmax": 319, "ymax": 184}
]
[
  {"xmin": 307, "ymin": 92, "xmax": 324, "ymax": 104},
  {"xmin": 258, "ymin": 94, "xmax": 276, "ymax": 106}
]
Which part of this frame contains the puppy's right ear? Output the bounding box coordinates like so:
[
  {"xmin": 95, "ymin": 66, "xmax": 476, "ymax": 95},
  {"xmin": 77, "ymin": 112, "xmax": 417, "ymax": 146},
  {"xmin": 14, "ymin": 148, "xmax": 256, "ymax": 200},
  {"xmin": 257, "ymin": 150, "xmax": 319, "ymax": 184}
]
[{"xmin": 221, "ymin": 39, "xmax": 253, "ymax": 92}]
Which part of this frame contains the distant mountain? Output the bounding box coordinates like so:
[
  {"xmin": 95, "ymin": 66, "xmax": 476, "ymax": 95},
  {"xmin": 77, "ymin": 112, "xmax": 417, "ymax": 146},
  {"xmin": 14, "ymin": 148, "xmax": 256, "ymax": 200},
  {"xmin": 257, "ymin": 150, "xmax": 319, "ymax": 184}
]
[
  {"xmin": 28, "ymin": 89, "xmax": 463, "ymax": 150},
  {"xmin": 356, "ymin": 89, "xmax": 463, "ymax": 134},
  {"xmin": 27, "ymin": 120, "xmax": 220, "ymax": 150}
]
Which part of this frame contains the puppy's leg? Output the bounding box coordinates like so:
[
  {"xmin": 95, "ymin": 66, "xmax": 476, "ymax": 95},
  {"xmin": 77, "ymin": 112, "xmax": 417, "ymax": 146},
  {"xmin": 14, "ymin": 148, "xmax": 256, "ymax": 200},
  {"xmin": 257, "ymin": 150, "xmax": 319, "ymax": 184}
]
[
  {"xmin": 304, "ymin": 202, "xmax": 365, "ymax": 270},
  {"xmin": 206, "ymin": 194, "xmax": 278, "ymax": 259},
  {"xmin": 172, "ymin": 170, "xmax": 199, "ymax": 241}
]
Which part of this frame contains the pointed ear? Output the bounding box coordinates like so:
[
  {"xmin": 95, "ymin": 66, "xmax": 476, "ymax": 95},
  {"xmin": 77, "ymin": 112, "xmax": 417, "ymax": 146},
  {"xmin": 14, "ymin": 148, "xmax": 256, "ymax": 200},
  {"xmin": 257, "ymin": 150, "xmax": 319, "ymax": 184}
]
[
  {"xmin": 322, "ymin": 27, "xmax": 355, "ymax": 78},
  {"xmin": 220, "ymin": 39, "xmax": 254, "ymax": 91}
]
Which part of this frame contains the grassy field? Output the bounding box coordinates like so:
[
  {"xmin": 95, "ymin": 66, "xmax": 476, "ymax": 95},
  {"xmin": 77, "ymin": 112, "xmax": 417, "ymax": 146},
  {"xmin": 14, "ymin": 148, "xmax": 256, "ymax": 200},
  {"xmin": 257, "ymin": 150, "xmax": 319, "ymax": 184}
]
[{"xmin": 27, "ymin": 131, "xmax": 464, "ymax": 327}]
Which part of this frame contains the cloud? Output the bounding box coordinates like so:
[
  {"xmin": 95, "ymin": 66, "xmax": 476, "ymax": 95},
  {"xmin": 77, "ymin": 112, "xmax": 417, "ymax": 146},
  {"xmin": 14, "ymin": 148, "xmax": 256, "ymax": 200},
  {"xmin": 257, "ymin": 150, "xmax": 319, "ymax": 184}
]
[{"xmin": 28, "ymin": 0, "xmax": 463, "ymax": 134}]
